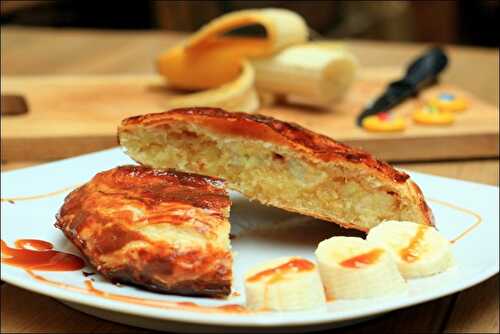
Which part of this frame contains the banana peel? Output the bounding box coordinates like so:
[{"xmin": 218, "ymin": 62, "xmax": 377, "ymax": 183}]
[
  {"xmin": 158, "ymin": 8, "xmax": 308, "ymax": 90},
  {"xmin": 157, "ymin": 8, "xmax": 357, "ymax": 112}
]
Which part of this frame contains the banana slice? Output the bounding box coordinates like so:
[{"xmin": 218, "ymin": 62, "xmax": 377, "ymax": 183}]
[
  {"xmin": 244, "ymin": 256, "xmax": 326, "ymax": 311},
  {"xmin": 315, "ymin": 236, "xmax": 407, "ymax": 300},
  {"xmin": 367, "ymin": 220, "xmax": 454, "ymax": 278}
]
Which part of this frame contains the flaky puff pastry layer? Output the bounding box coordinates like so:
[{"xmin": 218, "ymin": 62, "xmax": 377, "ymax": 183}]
[
  {"xmin": 56, "ymin": 165, "xmax": 232, "ymax": 297},
  {"xmin": 119, "ymin": 108, "xmax": 434, "ymax": 232}
]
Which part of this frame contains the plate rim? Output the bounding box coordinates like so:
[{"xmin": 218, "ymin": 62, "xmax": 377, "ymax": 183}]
[
  {"xmin": 1, "ymin": 147, "xmax": 499, "ymax": 327},
  {"xmin": 2, "ymin": 265, "xmax": 498, "ymax": 327}
]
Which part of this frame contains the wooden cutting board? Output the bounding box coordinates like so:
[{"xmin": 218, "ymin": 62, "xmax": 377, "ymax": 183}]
[{"xmin": 2, "ymin": 68, "xmax": 498, "ymax": 162}]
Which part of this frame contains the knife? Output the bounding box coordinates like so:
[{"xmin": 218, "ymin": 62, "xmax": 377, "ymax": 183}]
[{"xmin": 356, "ymin": 47, "xmax": 448, "ymax": 126}]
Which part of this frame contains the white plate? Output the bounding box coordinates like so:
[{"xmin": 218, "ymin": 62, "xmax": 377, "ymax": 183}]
[{"xmin": 1, "ymin": 148, "xmax": 499, "ymax": 333}]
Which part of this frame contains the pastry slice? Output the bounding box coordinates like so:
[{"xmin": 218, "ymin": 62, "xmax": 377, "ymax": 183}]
[
  {"xmin": 118, "ymin": 107, "xmax": 434, "ymax": 231},
  {"xmin": 55, "ymin": 165, "xmax": 232, "ymax": 297}
]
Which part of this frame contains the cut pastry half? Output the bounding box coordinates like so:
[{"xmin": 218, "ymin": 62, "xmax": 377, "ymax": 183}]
[
  {"xmin": 55, "ymin": 165, "xmax": 232, "ymax": 297},
  {"xmin": 119, "ymin": 107, "xmax": 434, "ymax": 231}
]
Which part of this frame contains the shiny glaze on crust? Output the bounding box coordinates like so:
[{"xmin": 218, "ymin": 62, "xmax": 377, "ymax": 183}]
[
  {"xmin": 103, "ymin": 246, "xmax": 233, "ymax": 297},
  {"xmin": 121, "ymin": 107, "xmax": 409, "ymax": 183},
  {"xmin": 410, "ymin": 181, "xmax": 435, "ymax": 227},
  {"xmin": 57, "ymin": 165, "xmax": 230, "ymax": 238},
  {"xmin": 1, "ymin": 239, "xmax": 85, "ymax": 271},
  {"xmin": 89, "ymin": 165, "xmax": 230, "ymax": 211},
  {"xmin": 340, "ymin": 249, "xmax": 384, "ymax": 268},
  {"xmin": 55, "ymin": 165, "xmax": 232, "ymax": 297}
]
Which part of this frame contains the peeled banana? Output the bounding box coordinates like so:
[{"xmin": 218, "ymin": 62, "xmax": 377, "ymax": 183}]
[
  {"xmin": 158, "ymin": 8, "xmax": 309, "ymax": 90},
  {"xmin": 252, "ymin": 42, "xmax": 358, "ymax": 107},
  {"xmin": 315, "ymin": 236, "xmax": 407, "ymax": 300},
  {"xmin": 367, "ymin": 220, "xmax": 454, "ymax": 278},
  {"xmin": 244, "ymin": 256, "xmax": 326, "ymax": 311}
]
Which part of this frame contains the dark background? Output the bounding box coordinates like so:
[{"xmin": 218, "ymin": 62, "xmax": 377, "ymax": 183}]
[{"xmin": 1, "ymin": 0, "xmax": 499, "ymax": 47}]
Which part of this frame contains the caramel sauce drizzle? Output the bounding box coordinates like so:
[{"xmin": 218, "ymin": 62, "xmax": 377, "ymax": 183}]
[
  {"xmin": 3, "ymin": 238, "xmax": 246, "ymax": 313},
  {"xmin": 1, "ymin": 239, "xmax": 85, "ymax": 271},
  {"xmin": 27, "ymin": 270, "xmax": 247, "ymax": 314},
  {"xmin": 340, "ymin": 248, "xmax": 384, "ymax": 268},
  {"xmin": 246, "ymin": 258, "xmax": 315, "ymax": 311},
  {"xmin": 428, "ymin": 198, "xmax": 483, "ymax": 244},
  {"xmin": 400, "ymin": 225, "xmax": 428, "ymax": 263},
  {"xmin": 0, "ymin": 195, "xmax": 485, "ymax": 314},
  {"xmin": 1, "ymin": 184, "xmax": 80, "ymax": 203},
  {"xmin": 246, "ymin": 258, "xmax": 315, "ymax": 283}
]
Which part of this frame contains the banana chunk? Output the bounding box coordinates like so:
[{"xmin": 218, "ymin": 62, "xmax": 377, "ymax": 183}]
[
  {"xmin": 244, "ymin": 256, "xmax": 326, "ymax": 311},
  {"xmin": 367, "ymin": 220, "xmax": 454, "ymax": 278},
  {"xmin": 252, "ymin": 42, "xmax": 358, "ymax": 106},
  {"xmin": 315, "ymin": 237, "xmax": 407, "ymax": 300}
]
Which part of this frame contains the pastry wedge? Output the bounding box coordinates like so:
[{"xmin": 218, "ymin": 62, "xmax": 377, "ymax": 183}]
[
  {"xmin": 55, "ymin": 165, "xmax": 232, "ymax": 297},
  {"xmin": 119, "ymin": 108, "xmax": 434, "ymax": 231}
]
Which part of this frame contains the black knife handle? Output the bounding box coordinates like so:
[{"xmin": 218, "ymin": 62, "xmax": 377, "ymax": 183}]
[
  {"xmin": 403, "ymin": 47, "xmax": 448, "ymax": 90},
  {"xmin": 356, "ymin": 47, "xmax": 448, "ymax": 126}
]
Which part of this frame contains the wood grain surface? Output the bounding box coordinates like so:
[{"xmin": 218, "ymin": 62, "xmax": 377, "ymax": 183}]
[
  {"xmin": 2, "ymin": 72, "xmax": 498, "ymax": 161},
  {"xmin": 1, "ymin": 26, "xmax": 498, "ymax": 333}
]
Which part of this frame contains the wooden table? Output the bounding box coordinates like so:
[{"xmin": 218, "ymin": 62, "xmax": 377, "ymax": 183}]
[{"xmin": 1, "ymin": 26, "xmax": 498, "ymax": 333}]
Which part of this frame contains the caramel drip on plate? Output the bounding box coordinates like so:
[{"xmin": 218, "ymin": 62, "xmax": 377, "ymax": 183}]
[
  {"xmin": 400, "ymin": 225, "xmax": 427, "ymax": 263},
  {"xmin": 3, "ymin": 238, "xmax": 246, "ymax": 313},
  {"xmin": 428, "ymin": 198, "xmax": 483, "ymax": 244},
  {"xmin": 340, "ymin": 248, "xmax": 384, "ymax": 268},
  {"xmin": 27, "ymin": 271, "xmax": 247, "ymax": 313},
  {"xmin": 2, "ymin": 238, "xmax": 246, "ymax": 314},
  {"xmin": 1, "ymin": 184, "xmax": 80, "ymax": 203},
  {"xmin": 1, "ymin": 239, "xmax": 85, "ymax": 271}
]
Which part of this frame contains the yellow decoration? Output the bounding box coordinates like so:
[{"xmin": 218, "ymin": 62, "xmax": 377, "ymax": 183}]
[
  {"xmin": 429, "ymin": 93, "xmax": 468, "ymax": 113},
  {"xmin": 362, "ymin": 113, "xmax": 407, "ymax": 132},
  {"xmin": 413, "ymin": 105, "xmax": 455, "ymax": 125}
]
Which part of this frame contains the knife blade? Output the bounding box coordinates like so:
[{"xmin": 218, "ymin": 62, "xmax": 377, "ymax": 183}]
[{"xmin": 357, "ymin": 47, "xmax": 448, "ymax": 126}]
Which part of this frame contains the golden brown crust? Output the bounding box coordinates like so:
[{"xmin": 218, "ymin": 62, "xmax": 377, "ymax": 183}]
[
  {"xmin": 55, "ymin": 165, "xmax": 232, "ymax": 297},
  {"xmin": 409, "ymin": 181, "xmax": 435, "ymax": 227},
  {"xmin": 121, "ymin": 107, "xmax": 409, "ymax": 184},
  {"xmin": 119, "ymin": 107, "xmax": 434, "ymax": 230}
]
